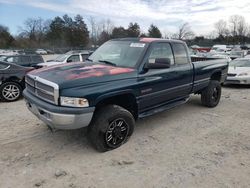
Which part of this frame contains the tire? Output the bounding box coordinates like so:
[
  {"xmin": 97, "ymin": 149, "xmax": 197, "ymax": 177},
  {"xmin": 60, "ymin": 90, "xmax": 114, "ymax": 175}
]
[
  {"xmin": 0, "ymin": 82, "xmax": 22, "ymax": 102},
  {"xmin": 201, "ymin": 80, "xmax": 221, "ymax": 107},
  {"xmin": 88, "ymin": 105, "xmax": 135, "ymax": 152}
]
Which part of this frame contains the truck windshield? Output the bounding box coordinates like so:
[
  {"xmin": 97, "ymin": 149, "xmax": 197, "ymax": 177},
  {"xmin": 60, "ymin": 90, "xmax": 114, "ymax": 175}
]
[
  {"xmin": 54, "ymin": 54, "xmax": 68, "ymax": 62},
  {"xmin": 88, "ymin": 41, "xmax": 146, "ymax": 68}
]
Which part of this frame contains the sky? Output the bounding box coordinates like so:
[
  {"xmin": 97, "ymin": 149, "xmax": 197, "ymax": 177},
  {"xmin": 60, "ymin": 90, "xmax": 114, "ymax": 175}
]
[{"xmin": 1, "ymin": 0, "xmax": 250, "ymax": 36}]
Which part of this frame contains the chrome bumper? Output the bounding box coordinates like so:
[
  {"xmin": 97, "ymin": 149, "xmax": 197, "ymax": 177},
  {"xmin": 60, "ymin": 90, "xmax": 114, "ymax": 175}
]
[
  {"xmin": 225, "ymin": 77, "xmax": 250, "ymax": 85},
  {"xmin": 23, "ymin": 90, "xmax": 95, "ymax": 130}
]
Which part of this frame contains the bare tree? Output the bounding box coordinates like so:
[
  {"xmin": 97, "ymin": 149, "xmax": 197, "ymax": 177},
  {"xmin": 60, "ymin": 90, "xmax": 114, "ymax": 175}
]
[
  {"xmin": 88, "ymin": 17, "xmax": 114, "ymax": 46},
  {"xmin": 88, "ymin": 17, "xmax": 98, "ymax": 46},
  {"xmin": 214, "ymin": 19, "xmax": 228, "ymax": 37},
  {"xmin": 229, "ymin": 15, "xmax": 248, "ymax": 37},
  {"xmin": 237, "ymin": 16, "xmax": 247, "ymax": 36},
  {"xmin": 174, "ymin": 22, "xmax": 195, "ymax": 40},
  {"xmin": 205, "ymin": 31, "xmax": 217, "ymax": 40},
  {"xmin": 19, "ymin": 17, "xmax": 48, "ymax": 46}
]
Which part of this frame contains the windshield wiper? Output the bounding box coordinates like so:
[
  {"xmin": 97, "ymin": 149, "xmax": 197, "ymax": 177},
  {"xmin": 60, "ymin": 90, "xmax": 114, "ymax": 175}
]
[{"xmin": 98, "ymin": 60, "xmax": 116, "ymax": 66}]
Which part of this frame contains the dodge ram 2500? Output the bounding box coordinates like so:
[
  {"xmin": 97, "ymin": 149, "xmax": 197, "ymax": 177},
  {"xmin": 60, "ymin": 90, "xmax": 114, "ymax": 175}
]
[{"xmin": 23, "ymin": 38, "xmax": 229, "ymax": 152}]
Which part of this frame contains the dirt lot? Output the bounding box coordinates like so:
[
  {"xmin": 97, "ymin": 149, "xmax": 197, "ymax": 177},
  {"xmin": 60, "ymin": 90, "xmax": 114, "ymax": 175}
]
[{"xmin": 0, "ymin": 86, "xmax": 250, "ymax": 188}]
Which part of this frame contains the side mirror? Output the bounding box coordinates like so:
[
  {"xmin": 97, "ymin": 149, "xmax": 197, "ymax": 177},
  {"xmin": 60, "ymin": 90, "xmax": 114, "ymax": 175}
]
[
  {"xmin": 67, "ymin": 59, "xmax": 73, "ymax": 63},
  {"xmin": 145, "ymin": 58, "xmax": 171, "ymax": 69}
]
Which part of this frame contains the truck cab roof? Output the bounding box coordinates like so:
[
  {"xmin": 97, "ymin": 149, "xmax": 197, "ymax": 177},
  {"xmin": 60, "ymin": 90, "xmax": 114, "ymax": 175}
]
[{"xmin": 110, "ymin": 37, "xmax": 186, "ymax": 44}]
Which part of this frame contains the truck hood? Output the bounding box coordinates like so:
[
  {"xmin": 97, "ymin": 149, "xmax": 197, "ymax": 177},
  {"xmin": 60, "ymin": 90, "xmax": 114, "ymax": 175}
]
[{"xmin": 29, "ymin": 62, "xmax": 137, "ymax": 89}]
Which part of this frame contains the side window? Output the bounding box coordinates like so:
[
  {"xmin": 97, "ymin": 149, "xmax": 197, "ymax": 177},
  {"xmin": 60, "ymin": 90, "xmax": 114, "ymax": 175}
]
[
  {"xmin": 31, "ymin": 56, "xmax": 43, "ymax": 64},
  {"xmin": 148, "ymin": 43, "xmax": 174, "ymax": 65},
  {"xmin": 20, "ymin": 56, "xmax": 31, "ymax": 65},
  {"xmin": 172, "ymin": 43, "xmax": 189, "ymax": 65},
  {"xmin": 81, "ymin": 54, "xmax": 89, "ymax": 61},
  {"xmin": 6, "ymin": 56, "xmax": 18, "ymax": 63},
  {"xmin": 67, "ymin": 55, "xmax": 80, "ymax": 62}
]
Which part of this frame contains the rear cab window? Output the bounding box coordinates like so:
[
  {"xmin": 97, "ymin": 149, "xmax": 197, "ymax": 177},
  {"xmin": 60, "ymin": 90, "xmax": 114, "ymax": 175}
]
[{"xmin": 172, "ymin": 43, "xmax": 190, "ymax": 65}]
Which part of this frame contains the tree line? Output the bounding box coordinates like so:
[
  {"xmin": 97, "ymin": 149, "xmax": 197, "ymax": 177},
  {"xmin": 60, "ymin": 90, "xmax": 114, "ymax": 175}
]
[
  {"xmin": 1, "ymin": 14, "xmax": 250, "ymax": 49},
  {"xmin": 213, "ymin": 15, "xmax": 250, "ymax": 45},
  {"xmin": 0, "ymin": 14, "xmax": 166, "ymax": 49}
]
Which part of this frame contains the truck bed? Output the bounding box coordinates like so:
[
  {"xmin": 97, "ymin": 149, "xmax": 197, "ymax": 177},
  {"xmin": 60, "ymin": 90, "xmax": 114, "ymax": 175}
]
[{"xmin": 192, "ymin": 59, "xmax": 229, "ymax": 93}]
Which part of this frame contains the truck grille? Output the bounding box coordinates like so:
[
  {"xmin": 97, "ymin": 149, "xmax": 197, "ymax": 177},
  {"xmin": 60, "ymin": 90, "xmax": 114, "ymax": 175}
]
[{"xmin": 25, "ymin": 75, "xmax": 59, "ymax": 105}]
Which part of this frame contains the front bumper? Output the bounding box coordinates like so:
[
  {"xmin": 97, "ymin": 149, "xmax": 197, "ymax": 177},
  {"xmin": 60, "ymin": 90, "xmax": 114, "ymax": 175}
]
[
  {"xmin": 225, "ymin": 76, "xmax": 250, "ymax": 85},
  {"xmin": 23, "ymin": 90, "xmax": 95, "ymax": 130}
]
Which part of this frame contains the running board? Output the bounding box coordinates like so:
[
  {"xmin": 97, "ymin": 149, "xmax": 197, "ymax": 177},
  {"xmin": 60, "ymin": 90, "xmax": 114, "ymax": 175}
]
[{"xmin": 139, "ymin": 97, "xmax": 190, "ymax": 118}]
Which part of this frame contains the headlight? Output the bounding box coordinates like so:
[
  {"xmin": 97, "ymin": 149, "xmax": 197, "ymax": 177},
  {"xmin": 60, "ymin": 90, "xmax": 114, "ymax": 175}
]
[
  {"xmin": 60, "ymin": 97, "xmax": 89, "ymax": 107},
  {"xmin": 238, "ymin": 72, "xmax": 249, "ymax": 76}
]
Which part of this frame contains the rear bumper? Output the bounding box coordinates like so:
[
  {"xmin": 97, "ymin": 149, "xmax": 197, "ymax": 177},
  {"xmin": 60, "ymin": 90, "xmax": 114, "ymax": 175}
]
[
  {"xmin": 225, "ymin": 77, "xmax": 250, "ymax": 85},
  {"xmin": 23, "ymin": 90, "xmax": 95, "ymax": 130}
]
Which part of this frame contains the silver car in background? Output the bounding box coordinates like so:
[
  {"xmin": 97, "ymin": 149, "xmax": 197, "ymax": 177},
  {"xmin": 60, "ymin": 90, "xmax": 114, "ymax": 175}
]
[{"xmin": 225, "ymin": 58, "xmax": 250, "ymax": 85}]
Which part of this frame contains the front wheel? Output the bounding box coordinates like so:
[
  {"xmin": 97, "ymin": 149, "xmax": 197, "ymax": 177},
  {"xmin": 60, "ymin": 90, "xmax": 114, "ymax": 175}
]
[
  {"xmin": 201, "ymin": 80, "xmax": 221, "ymax": 107},
  {"xmin": 88, "ymin": 105, "xmax": 135, "ymax": 152},
  {"xmin": 0, "ymin": 82, "xmax": 22, "ymax": 102}
]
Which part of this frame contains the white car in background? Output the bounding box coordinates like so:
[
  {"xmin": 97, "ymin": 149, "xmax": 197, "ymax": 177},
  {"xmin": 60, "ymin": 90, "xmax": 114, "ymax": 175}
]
[
  {"xmin": 229, "ymin": 51, "xmax": 245, "ymax": 60},
  {"xmin": 38, "ymin": 51, "xmax": 92, "ymax": 67},
  {"xmin": 36, "ymin": 49, "xmax": 47, "ymax": 55},
  {"xmin": 225, "ymin": 58, "xmax": 250, "ymax": 85}
]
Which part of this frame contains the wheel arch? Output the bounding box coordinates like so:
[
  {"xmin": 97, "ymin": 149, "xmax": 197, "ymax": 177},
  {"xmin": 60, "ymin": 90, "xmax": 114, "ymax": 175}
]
[
  {"xmin": 2, "ymin": 76, "xmax": 24, "ymax": 88},
  {"xmin": 210, "ymin": 70, "xmax": 222, "ymax": 82},
  {"xmin": 95, "ymin": 90, "xmax": 138, "ymax": 119}
]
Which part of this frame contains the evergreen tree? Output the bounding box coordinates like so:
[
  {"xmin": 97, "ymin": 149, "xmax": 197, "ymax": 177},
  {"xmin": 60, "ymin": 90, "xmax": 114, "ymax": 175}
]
[
  {"xmin": 127, "ymin": 22, "xmax": 140, "ymax": 37},
  {"xmin": 148, "ymin": 24, "xmax": 162, "ymax": 38}
]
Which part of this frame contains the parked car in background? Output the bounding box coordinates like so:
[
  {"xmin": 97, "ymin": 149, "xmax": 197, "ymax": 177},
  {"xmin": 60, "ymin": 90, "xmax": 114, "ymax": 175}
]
[
  {"xmin": 0, "ymin": 61, "xmax": 33, "ymax": 102},
  {"xmin": 210, "ymin": 45, "xmax": 230, "ymax": 53},
  {"xmin": 225, "ymin": 58, "xmax": 250, "ymax": 85},
  {"xmin": 2, "ymin": 54, "xmax": 44, "ymax": 68},
  {"xmin": 38, "ymin": 50, "xmax": 92, "ymax": 67},
  {"xmin": 36, "ymin": 49, "xmax": 47, "ymax": 55},
  {"xmin": 229, "ymin": 51, "xmax": 245, "ymax": 60},
  {"xmin": 0, "ymin": 55, "xmax": 7, "ymax": 61}
]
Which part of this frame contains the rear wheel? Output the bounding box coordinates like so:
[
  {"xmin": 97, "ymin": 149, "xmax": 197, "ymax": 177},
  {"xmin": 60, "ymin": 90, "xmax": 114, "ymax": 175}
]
[
  {"xmin": 0, "ymin": 82, "xmax": 22, "ymax": 102},
  {"xmin": 88, "ymin": 105, "xmax": 135, "ymax": 152},
  {"xmin": 201, "ymin": 80, "xmax": 221, "ymax": 107}
]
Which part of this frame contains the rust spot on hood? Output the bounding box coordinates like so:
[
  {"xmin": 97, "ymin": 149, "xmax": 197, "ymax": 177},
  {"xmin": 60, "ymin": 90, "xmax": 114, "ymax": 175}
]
[{"xmin": 29, "ymin": 63, "xmax": 135, "ymax": 81}]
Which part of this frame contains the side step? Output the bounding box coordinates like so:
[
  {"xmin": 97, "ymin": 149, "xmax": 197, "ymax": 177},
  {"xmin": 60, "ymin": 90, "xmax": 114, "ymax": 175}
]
[{"xmin": 139, "ymin": 97, "xmax": 190, "ymax": 118}]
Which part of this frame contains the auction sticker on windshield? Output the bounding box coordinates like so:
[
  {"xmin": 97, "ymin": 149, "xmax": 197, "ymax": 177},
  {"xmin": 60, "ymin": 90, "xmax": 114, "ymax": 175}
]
[{"xmin": 130, "ymin": 43, "xmax": 145, "ymax": 48}]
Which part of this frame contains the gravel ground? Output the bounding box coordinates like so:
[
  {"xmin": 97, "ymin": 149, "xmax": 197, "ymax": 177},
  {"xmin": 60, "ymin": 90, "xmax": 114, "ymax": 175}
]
[{"xmin": 0, "ymin": 85, "xmax": 250, "ymax": 188}]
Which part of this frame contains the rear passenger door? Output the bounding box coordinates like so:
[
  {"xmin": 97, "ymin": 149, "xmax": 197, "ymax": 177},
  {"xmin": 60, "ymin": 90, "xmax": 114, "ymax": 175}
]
[
  {"xmin": 20, "ymin": 56, "xmax": 32, "ymax": 67},
  {"xmin": 171, "ymin": 43, "xmax": 193, "ymax": 96},
  {"xmin": 137, "ymin": 42, "xmax": 193, "ymax": 111},
  {"xmin": 31, "ymin": 55, "xmax": 44, "ymax": 66}
]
